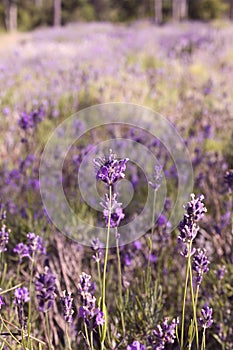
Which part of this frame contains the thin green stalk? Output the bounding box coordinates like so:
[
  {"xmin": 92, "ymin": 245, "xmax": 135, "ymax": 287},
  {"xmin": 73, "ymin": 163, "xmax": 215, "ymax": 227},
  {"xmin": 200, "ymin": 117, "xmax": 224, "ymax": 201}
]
[
  {"xmin": 115, "ymin": 228, "xmax": 125, "ymax": 336},
  {"xmin": 27, "ymin": 252, "xmax": 36, "ymax": 348},
  {"xmin": 65, "ymin": 323, "xmax": 72, "ymax": 350},
  {"xmin": 189, "ymin": 259, "xmax": 199, "ymax": 350},
  {"xmin": 84, "ymin": 322, "xmax": 91, "ymax": 350},
  {"xmin": 96, "ymin": 255, "xmax": 102, "ymax": 292},
  {"xmin": 100, "ymin": 185, "xmax": 112, "ymax": 350},
  {"xmin": 180, "ymin": 249, "xmax": 190, "ymax": 350},
  {"xmin": 201, "ymin": 327, "xmax": 206, "ymax": 350},
  {"xmin": 146, "ymin": 190, "xmax": 157, "ymax": 288},
  {"xmin": 45, "ymin": 312, "xmax": 52, "ymax": 350},
  {"xmin": 90, "ymin": 329, "xmax": 94, "ymax": 350}
]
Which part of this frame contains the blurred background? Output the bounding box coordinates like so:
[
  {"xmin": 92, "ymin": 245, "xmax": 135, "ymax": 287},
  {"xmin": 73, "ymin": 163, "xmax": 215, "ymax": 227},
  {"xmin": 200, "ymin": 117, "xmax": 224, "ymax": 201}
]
[{"xmin": 1, "ymin": 0, "xmax": 233, "ymax": 32}]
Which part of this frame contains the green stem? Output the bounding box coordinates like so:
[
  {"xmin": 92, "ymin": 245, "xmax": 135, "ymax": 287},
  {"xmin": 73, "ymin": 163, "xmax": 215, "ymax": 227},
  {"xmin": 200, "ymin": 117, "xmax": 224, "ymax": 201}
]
[
  {"xmin": 146, "ymin": 190, "xmax": 157, "ymax": 288},
  {"xmin": 45, "ymin": 312, "xmax": 52, "ymax": 350},
  {"xmin": 84, "ymin": 322, "xmax": 91, "ymax": 350},
  {"xmin": 27, "ymin": 252, "xmax": 36, "ymax": 348},
  {"xmin": 189, "ymin": 257, "xmax": 199, "ymax": 350},
  {"xmin": 65, "ymin": 323, "xmax": 72, "ymax": 350},
  {"xmin": 96, "ymin": 255, "xmax": 102, "ymax": 292},
  {"xmin": 201, "ymin": 327, "xmax": 206, "ymax": 350},
  {"xmin": 180, "ymin": 248, "xmax": 190, "ymax": 350},
  {"xmin": 101, "ymin": 185, "xmax": 112, "ymax": 350},
  {"xmin": 115, "ymin": 228, "xmax": 125, "ymax": 336}
]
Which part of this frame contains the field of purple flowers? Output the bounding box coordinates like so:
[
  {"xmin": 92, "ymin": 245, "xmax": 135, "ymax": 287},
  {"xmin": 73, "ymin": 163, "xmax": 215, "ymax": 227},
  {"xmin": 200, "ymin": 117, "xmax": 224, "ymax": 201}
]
[{"xmin": 0, "ymin": 21, "xmax": 233, "ymax": 349}]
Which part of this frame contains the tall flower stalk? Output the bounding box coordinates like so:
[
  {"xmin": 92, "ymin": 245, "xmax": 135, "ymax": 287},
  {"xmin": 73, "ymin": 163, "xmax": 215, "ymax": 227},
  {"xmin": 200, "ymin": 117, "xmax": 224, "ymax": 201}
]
[
  {"xmin": 94, "ymin": 150, "xmax": 128, "ymax": 348},
  {"xmin": 146, "ymin": 165, "xmax": 163, "ymax": 290},
  {"xmin": 178, "ymin": 194, "xmax": 207, "ymax": 350}
]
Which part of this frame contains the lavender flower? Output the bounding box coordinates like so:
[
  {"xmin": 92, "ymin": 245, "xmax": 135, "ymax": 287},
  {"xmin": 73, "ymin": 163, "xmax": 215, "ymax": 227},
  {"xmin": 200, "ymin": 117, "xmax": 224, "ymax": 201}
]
[
  {"xmin": 35, "ymin": 267, "xmax": 56, "ymax": 312},
  {"xmin": 148, "ymin": 317, "xmax": 178, "ymax": 350},
  {"xmin": 224, "ymin": 170, "xmax": 233, "ymax": 191},
  {"xmin": 91, "ymin": 237, "xmax": 103, "ymax": 262},
  {"xmin": 0, "ymin": 295, "xmax": 5, "ymax": 309},
  {"xmin": 0, "ymin": 224, "xmax": 10, "ymax": 253},
  {"xmin": 14, "ymin": 287, "xmax": 30, "ymax": 304},
  {"xmin": 94, "ymin": 149, "xmax": 128, "ymax": 186},
  {"xmin": 77, "ymin": 272, "xmax": 105, "ymax": 329},
  {"xmin": 61, "ymin": 291, "xmax": 74, "ymax": 323},
  {"xmin": 192, "ymin": 248, "xmax": 210, "ymax": 285},
  {"xmin": 100, "ymin": 193, "xmax": 125, "ymax": 228},
  {"xmin": 178, "ymin": 194, "xmax": 206, "ymax": 246},
  {"xmin": 199, "ymin": 305, "xmax": 213, "ymax": 328},
  {"xmin": 126, "ymin": 340, "xmax": 146, "ymax": 350},
  {"xmin": 149, "ymin": 164, "xmax": 163, "ymax": 191},
  {"xmin": 27, "ymin": 232, "xmax": 46, "ymax": 255},
  {"xmin": 13, "ymin": 232, "xmax": 46, "ymax": 262},
  {"xmin": 216, "ymin": 265, "xmax": 227, "ymax": 280},
  {"xmin": 14, "ymin": 287, "xmax": 30, "ymax": 329},
  {"xmin": 18, "ymin": 107, "xmax": 45, "ymax": 130},
  {"xmin": 13, "ymin": 243, "xmax": 30, "ymax": 262}
]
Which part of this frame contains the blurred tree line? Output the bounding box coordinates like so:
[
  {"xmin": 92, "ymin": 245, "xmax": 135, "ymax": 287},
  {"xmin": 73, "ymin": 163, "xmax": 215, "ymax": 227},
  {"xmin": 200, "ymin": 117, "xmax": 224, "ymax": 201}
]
[{"xmin": 0, "ymin": 0, "xmax": 233, "ymax": 31}]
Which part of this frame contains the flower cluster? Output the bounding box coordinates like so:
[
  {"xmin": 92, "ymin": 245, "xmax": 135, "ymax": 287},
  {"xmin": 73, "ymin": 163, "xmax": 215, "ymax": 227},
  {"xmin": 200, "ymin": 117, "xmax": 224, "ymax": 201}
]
[
  {"xmin": 14, "ymin": 287, "xmax": 30, "ymax": 305},
  {"xmin": 61, "ymin": 290, "xmax": 74, "ymax": 323},
  {"xmin": 14, "ymin": 287, "xmax": 30, "ymax": 329},
  {"xmin": 91, "ymin": 237, "xmax": 103, "ymax": 263},
  {"xmin": 0, "ymin": 294, "xmax": 5, "ymax": 309},
  {"xmin": 126, "ymin": 340, "xmax": 146, "ymax": 350},
  {"xmin": 199, "ymin": 305, "xmax": 213, "ymax": 329},
  {"xmin": 77, "ymin": 272, "xmax": 105, "ymax": 328},
  {"xmin": 0, "ymin": 223, "xmax": 10, "ymax": 254},
  {"xmin": 14, "ymin": 232, "xmax": 46, "ymax": 262},
  {"xmin": 178, "ymin": 194, "xmax": 207, "ymax": 256},
  {"xmin": 101, "ymin": 193, "xmax": 125, "ymax": 228},
  {"xmin": 149, "ymin": 164, "xmax": 163, "ymax": 191},
  {"xmin": 18, "ymin": 107, "xmax": 45, "ymax": 131},
  {"xmin": 192, "ymin": 248, "xmax": 210, "ymax": 285},
  {"xmin": 35, "ymin": 267, "xmax": 56, "ymax": 312},
  {"xmin": 94, "ymin": 149, "xmax": 128, "ymax": 186},
  {"xmin": 224, "ymin": 169, "xmax": 233, "ymax": 191},
  {"xmin": 148, "ymin": 317, "xmax": 178, "ymax": 350}
]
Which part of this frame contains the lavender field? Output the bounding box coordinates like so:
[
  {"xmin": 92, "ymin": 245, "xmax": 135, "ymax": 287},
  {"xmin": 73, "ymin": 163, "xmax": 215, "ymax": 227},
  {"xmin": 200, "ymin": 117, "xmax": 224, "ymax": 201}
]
[{"xmin": 0, "ymin": 21, "xmax": 233, "ymax": 350}]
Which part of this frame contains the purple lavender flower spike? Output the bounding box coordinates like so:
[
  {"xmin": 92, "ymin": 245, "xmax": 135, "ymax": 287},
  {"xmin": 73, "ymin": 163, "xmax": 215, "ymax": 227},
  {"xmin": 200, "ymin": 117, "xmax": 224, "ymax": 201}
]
[
  {"xmin": 178, "ymin": 194, "xmax": 206, "ymax": 246},
  {"xmin": 216, "ymin": 265, "xmax": 227, "ymax": 280},
  {"xmin": 100, "ymin": 193, "xmax": 125, "ymax": 228},
  {"xmin": 13, "ymin": 233, "xmax": 46, "ymax": 262},
  {"xmin": 0, "ymin": 295, "xmax": 5, "ymax": 309},
  {"xmin": 126, "ymin": 340, "xmax": 146, "ymax": 350},
  {"xmin": 27, "ymin": 232, "xmax": 46, "ymax": 255},
  {"xmin": 224, "ymin": 169, "xmax": 233, "ymax": 191},
  {"xmin": 13, "ymin": 243, "xmax": 30, "ymax": 262},
  {"xmin": 0, "ymin": 224, "xmax": 10, "ymax": 253},
  {"xmin": 149, "ymin": 164, "xmax": 163, "ymax": 191},
  {"xmin": 94, "ymin": 149, "xmax": 128, "ymax": 186},
  {"xmin": 77, "ymin": 272, "xmax": 105, "ymax": 329},
  {"xmin": 14, "ymin": 287, "xmax": 30, "ymax": 304},
  {"xmin": 199, "ymin": 305, "xmax": 213, "ymax": 328},
  {"xmin": 192, "ymin": 248, "xmax": 209, "ymax": 285},
  {"xmin": 61, "ymin": 291, "xmax": 74, "ymax": 323},
  {"xmin": 36, "ymin": 267, "xmax": 56, "ymax": 312},
  {"xmin": 148, "ymin": 317, "xmax": 178, "ymax": 350},
  {"xmin": 14, "ymin": 287, "xmax": 30, "ymax": 329}
]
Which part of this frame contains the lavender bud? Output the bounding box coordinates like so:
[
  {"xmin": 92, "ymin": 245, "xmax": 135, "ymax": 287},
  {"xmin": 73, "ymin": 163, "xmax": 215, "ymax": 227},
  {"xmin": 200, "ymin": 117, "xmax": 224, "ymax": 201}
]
[
  {"xmin": 61, "ymin": 291, "xmax": 74, "ymax": 323},
  {"xmin": 94, "ymin": 149, "xmax": 128, "ymax": 186},
  {"xmin": 35, "ymin": 267, "xmax": 56, "ymax": 312},
  {"xmin": 100, "ymin": 193, "xmax": 125, "ymax": 228},
  {"xmin": 0, "ymin": 224, "xmax": 10, "ymax": 253},
  {"xmin": 192, "ymin": 248, "xmax": 209, "ymax": 285},
  {"xmin": 148, "ymin": 317, "xmax": 179, "ymax": 350},
  {"xmin": 126, "ymin": 340, "xmax": 146, "ymax": 350},
  {"xmin": 199, "ymin": 305, "xmax": 213, "ymax": 328}
]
